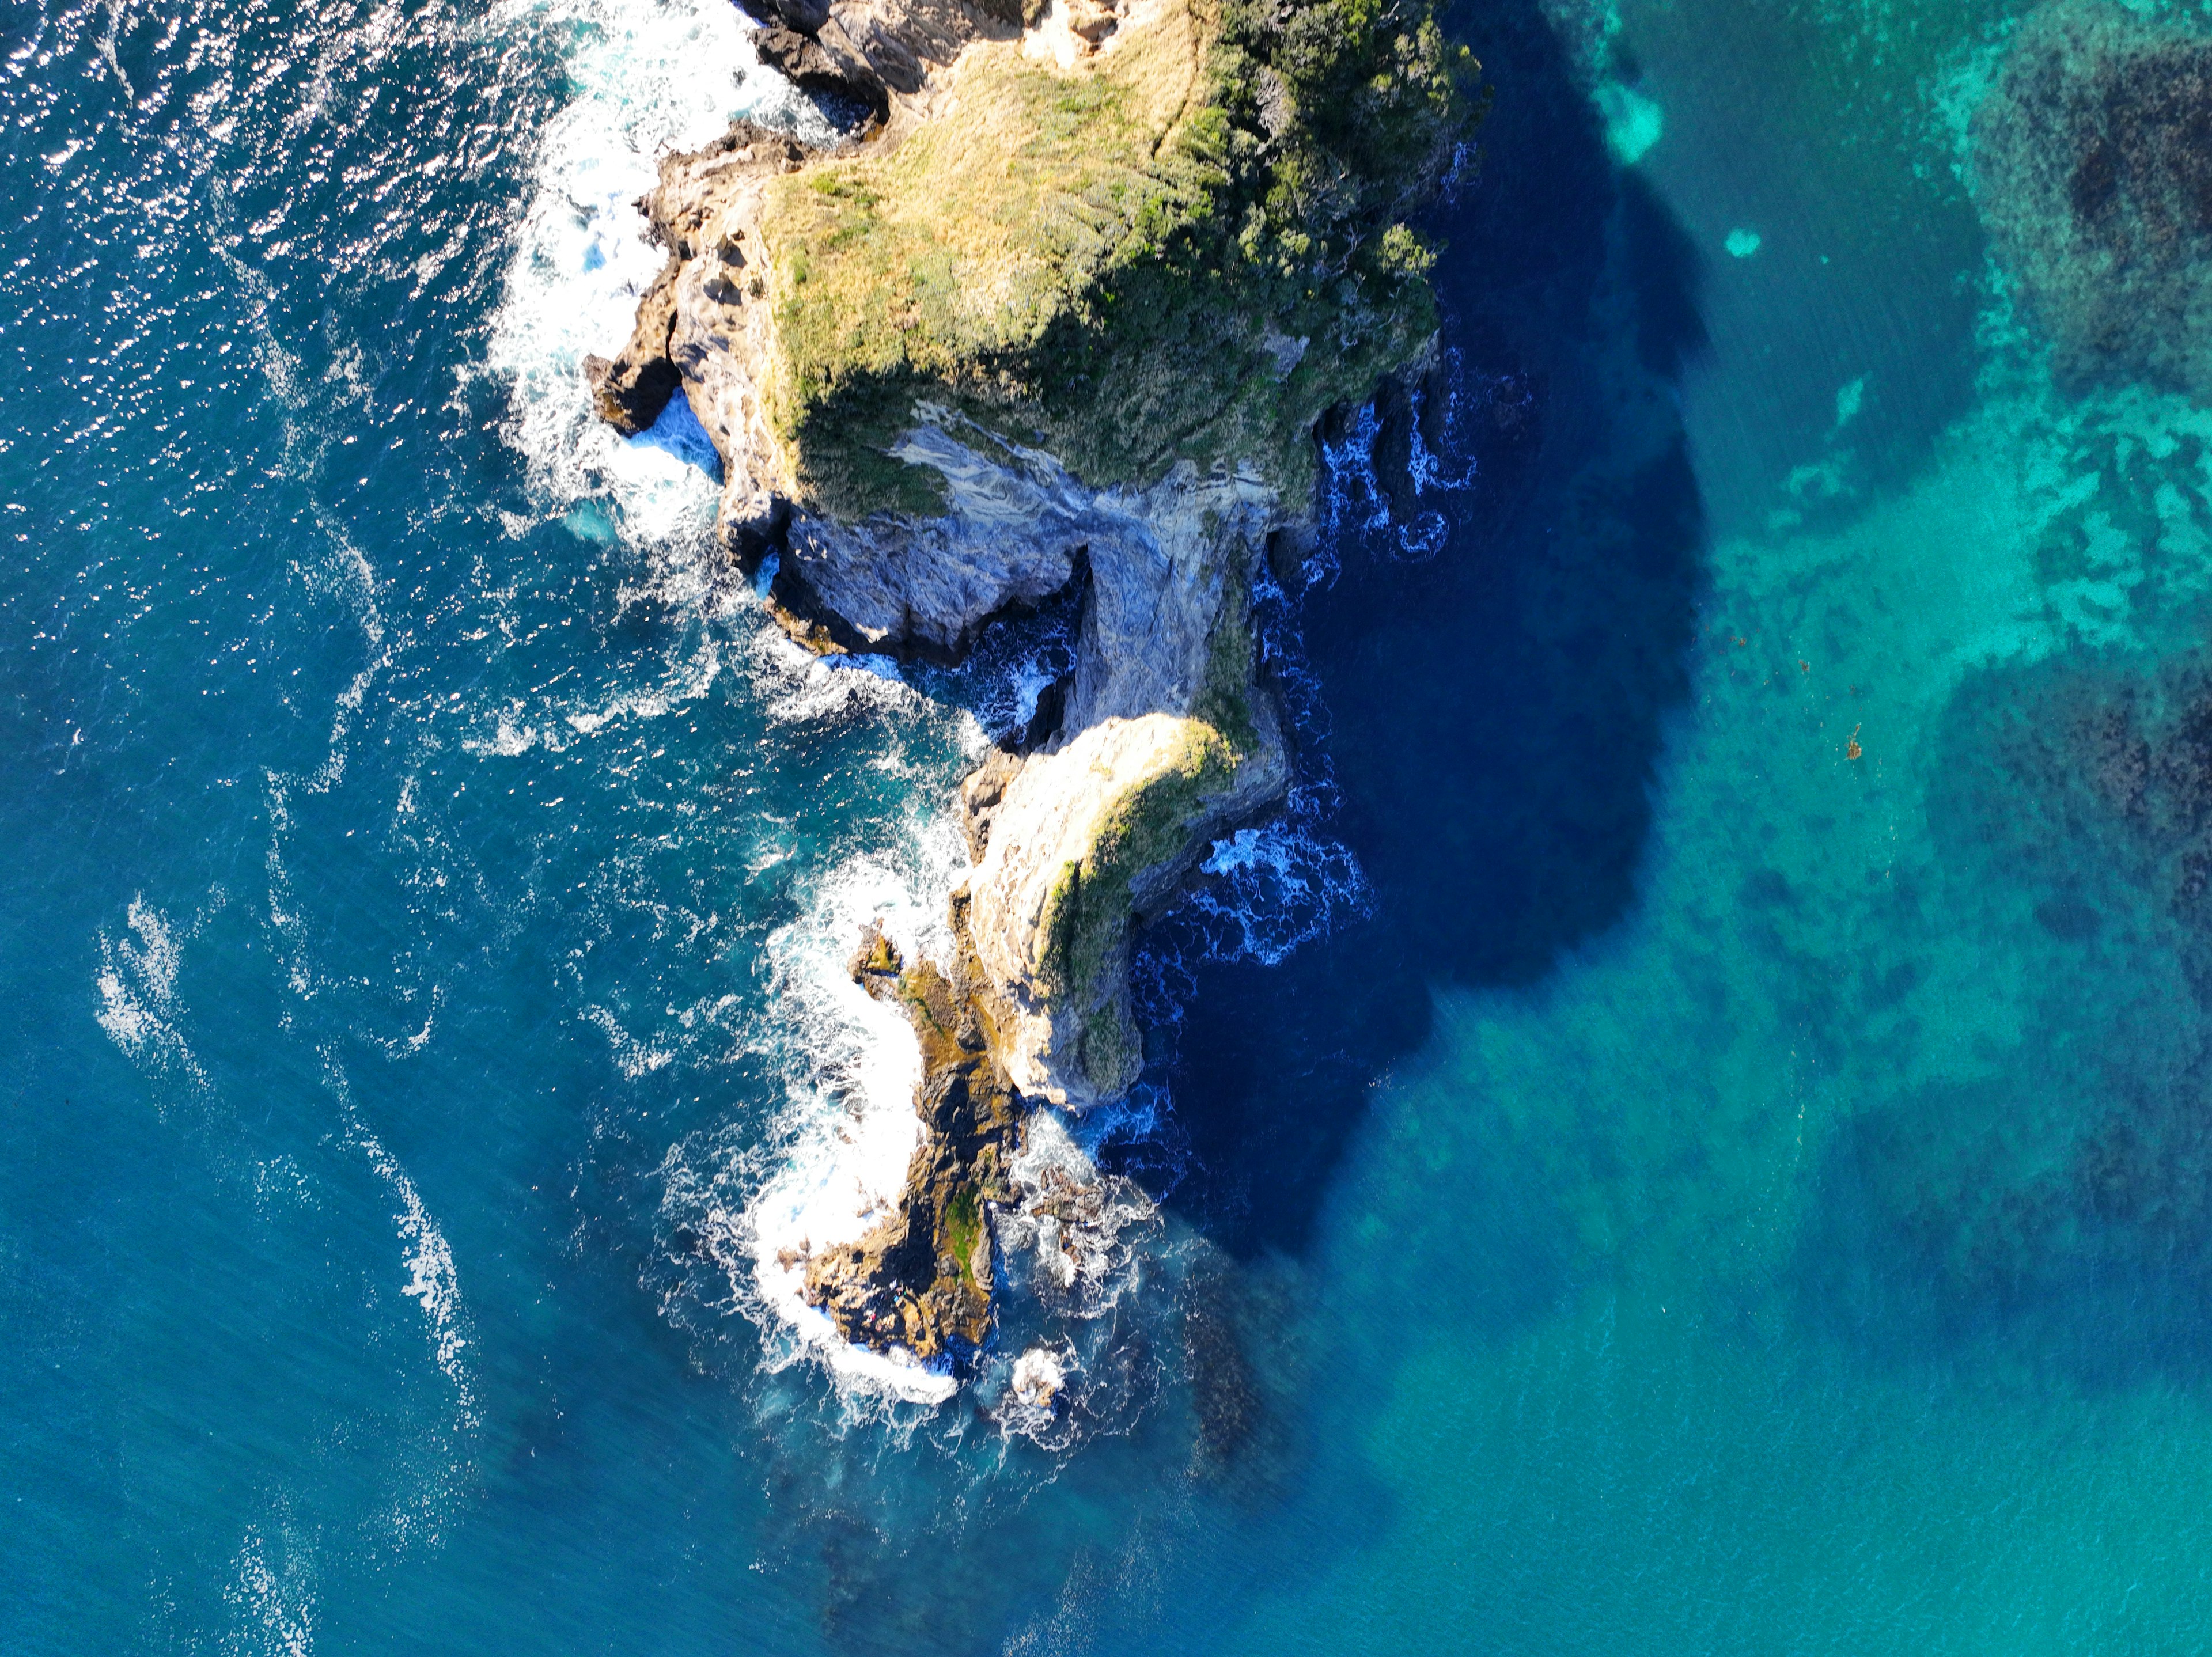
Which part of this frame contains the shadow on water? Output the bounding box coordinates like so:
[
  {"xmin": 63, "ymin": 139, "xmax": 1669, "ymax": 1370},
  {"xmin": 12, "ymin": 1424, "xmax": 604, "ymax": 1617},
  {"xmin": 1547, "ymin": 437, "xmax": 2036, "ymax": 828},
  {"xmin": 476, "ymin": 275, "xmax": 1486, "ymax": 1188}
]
[{"xmin": 1131, "ymin": 0, "xmax": 1707, "ymax": 1272}]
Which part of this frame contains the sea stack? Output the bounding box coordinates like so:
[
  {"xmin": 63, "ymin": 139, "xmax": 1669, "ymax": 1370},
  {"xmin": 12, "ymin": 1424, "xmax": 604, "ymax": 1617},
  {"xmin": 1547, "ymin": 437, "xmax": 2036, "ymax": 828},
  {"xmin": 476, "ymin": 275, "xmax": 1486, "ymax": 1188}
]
[{"xmin": 588, "ymin": 0, "xmax": 1475, "ymax": 1360}]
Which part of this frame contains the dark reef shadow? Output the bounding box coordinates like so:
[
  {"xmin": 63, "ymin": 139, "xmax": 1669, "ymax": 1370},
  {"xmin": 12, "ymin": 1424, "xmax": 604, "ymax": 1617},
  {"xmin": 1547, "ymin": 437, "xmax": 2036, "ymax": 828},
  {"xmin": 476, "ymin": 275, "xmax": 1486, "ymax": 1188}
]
[
  {"xmin": 1126, "ymin": 0, "xmax": 1707, "ymax": 1272},
  {"xmin": 1796, "ymin": 632, "xmax": 2212, "ymax": 1392}
]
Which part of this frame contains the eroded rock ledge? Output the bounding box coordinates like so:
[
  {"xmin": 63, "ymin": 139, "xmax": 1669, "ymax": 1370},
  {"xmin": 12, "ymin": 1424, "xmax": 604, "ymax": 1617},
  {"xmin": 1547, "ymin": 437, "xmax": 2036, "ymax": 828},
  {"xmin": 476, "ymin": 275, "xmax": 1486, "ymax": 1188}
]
[{"xmin": 589, "ymin": 0, "xmax": 1474, "ymax": 1364}]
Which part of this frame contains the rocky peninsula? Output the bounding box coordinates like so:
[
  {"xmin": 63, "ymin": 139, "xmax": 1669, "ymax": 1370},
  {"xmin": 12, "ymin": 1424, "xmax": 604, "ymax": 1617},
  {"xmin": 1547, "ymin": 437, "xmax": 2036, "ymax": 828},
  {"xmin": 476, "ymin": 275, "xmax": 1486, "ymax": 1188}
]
[{"xmin": 588, "ymin": 0, "xmax": 1474, "ymax": 1364}]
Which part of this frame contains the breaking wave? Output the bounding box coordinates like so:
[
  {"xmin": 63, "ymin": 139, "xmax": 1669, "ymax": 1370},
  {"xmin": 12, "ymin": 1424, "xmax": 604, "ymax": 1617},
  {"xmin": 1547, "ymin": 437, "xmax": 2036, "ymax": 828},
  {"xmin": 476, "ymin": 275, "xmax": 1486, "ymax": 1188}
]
[
  {"xmin": 485, "ymin": 0, "xmax": 826, "ymax": 548},
  {"xmin": 656, "ymin": 820, "xmax": 973, "ymax": 1409}
]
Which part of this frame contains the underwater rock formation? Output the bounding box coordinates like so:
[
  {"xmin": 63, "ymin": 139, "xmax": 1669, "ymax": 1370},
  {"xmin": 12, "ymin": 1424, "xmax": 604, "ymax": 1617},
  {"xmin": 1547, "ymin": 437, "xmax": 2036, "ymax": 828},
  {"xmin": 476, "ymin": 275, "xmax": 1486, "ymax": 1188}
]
[
  {"xmin": 1802, "ymin": 644, "xmax": 2212, "ymax": 1383},
  {"xmin": 590, "ymin": 0, "xmax": 1475, "ymax": 1360},
  {"xmin": 1974, "ymin": 1, "xmax": 2212, "ymax": 398}
]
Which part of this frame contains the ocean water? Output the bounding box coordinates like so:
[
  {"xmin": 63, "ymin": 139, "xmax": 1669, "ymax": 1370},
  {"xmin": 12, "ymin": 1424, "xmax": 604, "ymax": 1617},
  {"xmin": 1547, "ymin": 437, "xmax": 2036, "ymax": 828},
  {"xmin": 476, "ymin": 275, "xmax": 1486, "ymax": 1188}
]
[{"xmin": 12, "ymin": 0, "xmax": 2212, "ymax": 1650}]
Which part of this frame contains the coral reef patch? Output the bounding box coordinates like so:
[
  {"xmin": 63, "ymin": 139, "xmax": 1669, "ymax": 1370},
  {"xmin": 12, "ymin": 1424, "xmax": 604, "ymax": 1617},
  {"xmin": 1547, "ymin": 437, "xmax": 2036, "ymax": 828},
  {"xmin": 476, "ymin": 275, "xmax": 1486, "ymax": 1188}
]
[{"xmin": 1975, "ymin": 2, "xmax": 2212, "ymax": 398}]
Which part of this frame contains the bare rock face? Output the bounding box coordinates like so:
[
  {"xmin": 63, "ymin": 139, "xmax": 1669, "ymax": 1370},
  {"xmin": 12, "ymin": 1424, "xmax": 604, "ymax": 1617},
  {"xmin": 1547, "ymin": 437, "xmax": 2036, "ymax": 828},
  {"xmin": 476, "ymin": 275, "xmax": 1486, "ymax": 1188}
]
[
  {"xmin": 581, "ymin": 262, "xmax": 683, "ymax": 434},
  {"xmin": 748, "ymin": 0, "xmax": 1018, "ymax": 111},
  {"xmin": 1975, "ymin": 2, "xmax": 2212, "ymax": 397},
  {"xmin": 968, "ymin": 708, "xmax": 1288, "ymax": 1105}
]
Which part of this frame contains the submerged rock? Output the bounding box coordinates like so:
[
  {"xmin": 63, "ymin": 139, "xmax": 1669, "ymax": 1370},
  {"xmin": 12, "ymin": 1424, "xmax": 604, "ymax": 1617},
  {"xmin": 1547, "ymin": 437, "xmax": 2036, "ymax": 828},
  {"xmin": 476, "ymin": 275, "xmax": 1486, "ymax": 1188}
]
[
  {"xmin": 1974, "ymin": 2, "xmax": 2212, "ymax": 397},
  {"xmin": 1007, "ymin": 1343, "xmax": 1070, "ymax": 1412},
  {"xmin": 592, "ymin": 0, "xmax": 1476, "ymax": 1367}
]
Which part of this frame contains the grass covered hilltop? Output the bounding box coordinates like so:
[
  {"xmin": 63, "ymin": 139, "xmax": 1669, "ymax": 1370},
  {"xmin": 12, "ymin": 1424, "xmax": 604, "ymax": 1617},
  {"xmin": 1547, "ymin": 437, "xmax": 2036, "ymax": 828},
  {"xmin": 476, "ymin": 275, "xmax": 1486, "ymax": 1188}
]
[{"xmin": 755, "ymin": 0, "xmax": 1478, "ymax": 517}]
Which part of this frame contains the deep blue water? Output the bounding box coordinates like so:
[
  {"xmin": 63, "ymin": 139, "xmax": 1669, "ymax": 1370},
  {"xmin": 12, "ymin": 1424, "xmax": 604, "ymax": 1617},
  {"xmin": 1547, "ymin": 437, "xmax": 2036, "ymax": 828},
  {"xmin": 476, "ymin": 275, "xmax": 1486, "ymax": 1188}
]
[{"xmin": 17, "ymin": 0, "xmax": 2212, "ymax": 1651}]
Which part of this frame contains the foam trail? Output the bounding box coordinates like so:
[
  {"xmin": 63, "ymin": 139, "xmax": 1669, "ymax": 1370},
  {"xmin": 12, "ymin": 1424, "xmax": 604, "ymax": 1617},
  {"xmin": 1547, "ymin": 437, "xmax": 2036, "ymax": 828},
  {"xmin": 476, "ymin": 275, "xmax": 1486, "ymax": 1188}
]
[
  {"xmin": 93, "ymin": 896, "xmax": 207, "ymax": 1095},
  {"xmin": 323, "ymin": 1056, "xmax": 480, "ymax": 1430},
  {"xmin": 224, "ymin": 1522, "xmax": 316, "ymax": 1657}
]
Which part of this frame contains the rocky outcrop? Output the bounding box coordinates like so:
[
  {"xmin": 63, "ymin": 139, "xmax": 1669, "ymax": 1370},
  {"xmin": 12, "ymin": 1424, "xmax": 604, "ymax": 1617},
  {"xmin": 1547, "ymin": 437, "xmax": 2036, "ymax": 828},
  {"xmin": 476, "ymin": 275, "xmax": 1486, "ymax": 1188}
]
[
  {"xmin": 800, "ymin": 922, "xmax": 1020, "ymax": 1358},
  {"xmin": 971, "ymin": 700, "xmax": 1289, "ymax": 1107},
  {"xmin": 1974, "ymin": 2, "xmax": 2212, "ymax": 397},
  {"xmin": 590, "ymin": 0, "xmax": 1474, "ymax": 1364},
  {"xmin": 736, "ymin": 0, "xmax": 1026, "ymax": 119}
]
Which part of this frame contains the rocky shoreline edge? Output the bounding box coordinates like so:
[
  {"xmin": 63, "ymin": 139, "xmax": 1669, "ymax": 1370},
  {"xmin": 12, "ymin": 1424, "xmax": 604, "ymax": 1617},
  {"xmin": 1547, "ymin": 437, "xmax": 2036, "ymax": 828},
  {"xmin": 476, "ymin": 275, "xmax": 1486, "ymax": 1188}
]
[{"xmin": 585, "ymin": 0, "xmax": 1474, "ymax": 1373}]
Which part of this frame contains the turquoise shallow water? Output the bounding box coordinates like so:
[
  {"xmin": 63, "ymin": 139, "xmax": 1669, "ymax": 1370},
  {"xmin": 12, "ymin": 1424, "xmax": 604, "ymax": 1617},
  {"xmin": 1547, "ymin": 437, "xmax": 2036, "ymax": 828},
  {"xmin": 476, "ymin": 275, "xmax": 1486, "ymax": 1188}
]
[{"xmin": 13, "ymin": 0, "xmax": 2212, "ymax": 1650}]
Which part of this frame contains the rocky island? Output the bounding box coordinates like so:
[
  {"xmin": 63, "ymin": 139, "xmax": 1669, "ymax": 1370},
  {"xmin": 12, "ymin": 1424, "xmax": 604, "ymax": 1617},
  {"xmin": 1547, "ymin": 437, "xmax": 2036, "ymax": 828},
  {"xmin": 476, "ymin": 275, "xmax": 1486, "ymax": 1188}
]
[{"xmin": 586, "ymin": 0, "xmax": 1475, "ymax": 1366}]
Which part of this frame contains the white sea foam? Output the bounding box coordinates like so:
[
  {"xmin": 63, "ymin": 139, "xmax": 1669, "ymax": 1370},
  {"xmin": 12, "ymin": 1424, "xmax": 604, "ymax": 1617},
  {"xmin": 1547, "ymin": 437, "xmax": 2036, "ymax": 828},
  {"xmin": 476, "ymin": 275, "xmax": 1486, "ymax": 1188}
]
[
  {"xmin": 1316, "ymin": 354, "xmax": 1480, "ymax": 568},
  {"xmin": 1191, "ymin": 820, "xmax": 1373, "ymax": 966},
  {"xmin": 94, "ymin": 898, "xmax": 191, "ymax": 1068},
  {"xmin": 730, "ymin": 828, "xmax": 972, "ymax": 1405},
  {"xmin": 649, "ymin": 820, "xmax": 975, "ymax": 1410},
  {"xmin": 315, "ymin": 1055, "xmax": 479, "ymax": 1429},
  {"xmin": 93, "ymin": 894, "xmax": 222, "ymax": 1104},
  {"xmin": 583, "ymin": 1003, "xmax": 677, "ymax": 1079},
  {"xmin": 360, "ymin": 1134, "xmax": 476, "ymax": 1423},
  {"xmin": 222, "ymin": 1523, "xmax": 316, "ymax": 1657},
  {"xmin": 991, "ymin": 1110, "xmax": 1160, "ymax": 1339},
  {"xmin": 750, "ymin": 625, "xmax": 924, "ymax": 727},
  {"xmin": 993, "ymin": 1337, "xmax": 1078, "ymax": 1443},
  {"xmin": 485, "ymin": 0, "xmax": 827, "ymax": 547}
]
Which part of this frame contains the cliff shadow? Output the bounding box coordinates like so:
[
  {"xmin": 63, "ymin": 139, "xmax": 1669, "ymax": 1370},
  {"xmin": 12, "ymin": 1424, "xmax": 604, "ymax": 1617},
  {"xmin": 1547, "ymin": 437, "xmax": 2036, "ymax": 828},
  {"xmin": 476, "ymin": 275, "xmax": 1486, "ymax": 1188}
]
[{"xmin": 1128, "ymin": 0, "xmax": 1707, "ymax": 1280}]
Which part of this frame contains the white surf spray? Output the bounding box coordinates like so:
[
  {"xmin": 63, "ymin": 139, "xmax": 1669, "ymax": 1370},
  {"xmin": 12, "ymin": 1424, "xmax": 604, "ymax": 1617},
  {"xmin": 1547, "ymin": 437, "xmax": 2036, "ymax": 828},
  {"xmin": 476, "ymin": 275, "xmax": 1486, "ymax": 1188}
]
[
  {"xmin": 93, "ymin": 896, "xmax": 209, "ymax": 1098},
  {"xmin": 765, "ymin": 801, "xmax": 982, "ymax": 1397},
  {"xmin": 1191, "ymin": 821, "xmax": 1374, "ymax": 966},
  {"xmin": 995, "ymin": 1110, "xmax": 1158, "ymax": 1314},
  {"xmin": 485, "ymin": 0, "xmax": 828, "ymax": 548},
  {"xmin": 749, "ymin": 625, "xmax": 932, "ymax": 729},
  {"xmin": 486, "ymin": 0, "xmax": 989, "ymax": 1408},
  {"xmin": 656, "ymin": 823, "xmax": 974, "ymax": 1408}
]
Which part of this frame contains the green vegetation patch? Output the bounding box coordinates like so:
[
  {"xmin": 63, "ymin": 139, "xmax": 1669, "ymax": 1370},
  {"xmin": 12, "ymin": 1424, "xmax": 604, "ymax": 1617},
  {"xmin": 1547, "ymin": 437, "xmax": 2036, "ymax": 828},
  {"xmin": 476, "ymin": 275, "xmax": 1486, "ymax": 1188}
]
[
  {"xmin": 758, "ymin": 0, "xmax": 1478, "ymax": 517},
  {"xmin": 1193, "ymin": 575, "xmax": 1259, "ymax": 753},
  {"xmin": 940, "ymin": 1184, "xmax": 986, "ymax": 1290}
]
